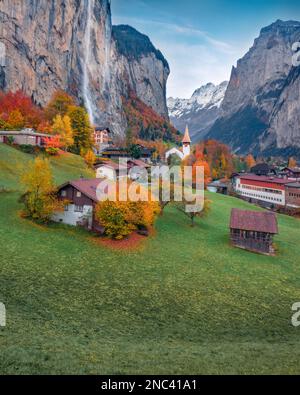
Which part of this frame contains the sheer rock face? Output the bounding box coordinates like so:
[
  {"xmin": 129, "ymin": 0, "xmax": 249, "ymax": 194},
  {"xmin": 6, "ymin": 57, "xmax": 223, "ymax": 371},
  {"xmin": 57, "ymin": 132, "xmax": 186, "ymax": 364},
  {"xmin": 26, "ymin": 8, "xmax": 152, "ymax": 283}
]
[
  {"xmin": 207, "ymin": 20, "xmax": 300, "ymax": 156},
  {"xmin": 0, "ymin": 0, "xmax": 169, "ymax": 136}
]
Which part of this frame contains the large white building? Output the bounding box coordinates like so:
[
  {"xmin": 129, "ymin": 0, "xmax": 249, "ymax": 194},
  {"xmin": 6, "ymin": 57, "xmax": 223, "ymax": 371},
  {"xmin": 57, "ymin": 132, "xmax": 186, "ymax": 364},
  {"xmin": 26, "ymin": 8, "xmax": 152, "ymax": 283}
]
[{"xmin": 234, "ymin": 174, "xmax": 294, "ymax": 207}]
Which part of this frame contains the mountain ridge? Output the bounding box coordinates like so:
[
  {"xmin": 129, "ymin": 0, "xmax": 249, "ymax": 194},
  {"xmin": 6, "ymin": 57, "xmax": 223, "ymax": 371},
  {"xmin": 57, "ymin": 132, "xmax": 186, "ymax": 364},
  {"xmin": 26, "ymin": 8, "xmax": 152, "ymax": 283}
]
[{"xmin": 167, "ymin": 81, "xmax": 228, "ymax": 141}]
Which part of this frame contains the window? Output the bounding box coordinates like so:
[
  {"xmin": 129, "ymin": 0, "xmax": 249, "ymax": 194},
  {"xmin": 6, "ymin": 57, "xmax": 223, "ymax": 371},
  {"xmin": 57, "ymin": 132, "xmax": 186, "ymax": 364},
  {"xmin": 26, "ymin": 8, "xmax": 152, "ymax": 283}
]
[
  {"xmin": 61, "ymin": 190, "xmax": 67, "ymax": 197},
  {"xmin": 76, "ymin": 191, "xmax": 82, "ymax": 198},
  {"xmin": 75, "ymin": 205, "xmax": 83, "ymax": 213},
  {"xmin": 64, "ymin": 205, "xmax": 69, "ymax": 212}
]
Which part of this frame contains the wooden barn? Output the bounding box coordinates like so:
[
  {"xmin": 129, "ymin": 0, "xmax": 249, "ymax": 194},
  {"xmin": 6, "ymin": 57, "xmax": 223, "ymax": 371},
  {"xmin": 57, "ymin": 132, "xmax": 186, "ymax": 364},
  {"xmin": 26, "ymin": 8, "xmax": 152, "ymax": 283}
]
[{"xmin": 230, "ymin": 209, "xmax": 278, "ymax": 255}]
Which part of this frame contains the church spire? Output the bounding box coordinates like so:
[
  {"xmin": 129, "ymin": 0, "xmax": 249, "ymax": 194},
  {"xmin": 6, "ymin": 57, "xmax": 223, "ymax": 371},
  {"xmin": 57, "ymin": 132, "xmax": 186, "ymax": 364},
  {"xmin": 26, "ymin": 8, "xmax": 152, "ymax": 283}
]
[
  {"xmin": 182, "ymin": 125, "xmax": 191, "ymax": 158},
  {"xmin": 182, "ymin": 125, "xmax": 191, "ymax": 144}
]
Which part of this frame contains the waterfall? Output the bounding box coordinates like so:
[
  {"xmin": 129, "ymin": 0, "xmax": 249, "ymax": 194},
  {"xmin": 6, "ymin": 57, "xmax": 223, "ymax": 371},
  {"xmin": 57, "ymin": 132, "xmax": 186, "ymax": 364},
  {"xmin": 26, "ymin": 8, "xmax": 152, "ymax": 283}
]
[{"xmin": 82, "ymin": 0, "xmax": 95, "ymax": 126}]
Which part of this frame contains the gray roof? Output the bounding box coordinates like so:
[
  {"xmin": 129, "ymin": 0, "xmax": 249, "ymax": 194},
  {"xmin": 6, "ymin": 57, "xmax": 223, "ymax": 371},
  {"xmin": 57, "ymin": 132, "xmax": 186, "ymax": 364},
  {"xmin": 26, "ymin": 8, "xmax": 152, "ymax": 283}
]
[
  {"xmin": 0, "ymin": 129, "xmax": 51, "ymax": 138},
  {"xmin": 286, "ymin": 182, "xmax": 300, "ymax": 188}
]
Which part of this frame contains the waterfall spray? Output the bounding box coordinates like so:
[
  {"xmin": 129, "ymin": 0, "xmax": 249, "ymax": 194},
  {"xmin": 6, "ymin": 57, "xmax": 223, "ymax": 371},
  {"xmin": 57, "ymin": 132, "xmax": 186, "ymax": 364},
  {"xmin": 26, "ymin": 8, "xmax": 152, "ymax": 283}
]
[{"xmin": 82, "ymin": 0, "xmax": 95, "ymax": 126}]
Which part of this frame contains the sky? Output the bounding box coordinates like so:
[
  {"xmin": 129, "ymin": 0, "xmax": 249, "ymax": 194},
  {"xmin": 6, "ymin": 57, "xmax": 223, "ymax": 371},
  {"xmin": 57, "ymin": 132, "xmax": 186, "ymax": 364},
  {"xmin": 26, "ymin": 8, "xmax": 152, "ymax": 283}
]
[{"xmin": 111, "ymin": 0, "xmax": 300, "ymax": 98}]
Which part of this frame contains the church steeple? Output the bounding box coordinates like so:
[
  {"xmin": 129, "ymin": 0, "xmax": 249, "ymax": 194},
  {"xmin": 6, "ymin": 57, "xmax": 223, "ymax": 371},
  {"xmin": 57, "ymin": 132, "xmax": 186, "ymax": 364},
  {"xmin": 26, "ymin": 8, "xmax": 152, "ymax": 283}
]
[
  {"xmin": 182, "ymin": 125, "xmax": 191, "ymax": 158},
  {"xmin": 182, "ymin": 125, "xmax": 191, "ymax": 144}
]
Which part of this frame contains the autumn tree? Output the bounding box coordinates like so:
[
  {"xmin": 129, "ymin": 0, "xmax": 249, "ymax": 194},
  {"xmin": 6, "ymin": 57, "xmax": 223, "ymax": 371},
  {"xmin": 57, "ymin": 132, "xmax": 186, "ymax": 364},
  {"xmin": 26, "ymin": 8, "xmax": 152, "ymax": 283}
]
[
  {"xmin": 20, "ymin": 157, "xmax": 60, "ymax": 222},
  {"xmin": 288, "ymin": 157, "xmax": 297, "ymax": 168},
  {"xmin": 175, "ymin": 197, "xmax": 211, "ymax": 227},
  {"xmin": 0, "ymin": 90, "xmax": 43, "ymax": 129},
  {"xmin": 44, "ymin": 135, "xmax": 63, "ymax": 155},
  {"xmin": 52, "ymin": 114, "xmax": 74, "ymax": 150},
  {"xmin": 193, "ymin": 159, "xmax": 211, "ymax": 187},
  {"xmin": 68, "ymin": 106, "xmax": 93, "ymax": 154},
  {"xmin": 245, "ymin": 154, "xmax": 256, "ymax": 170},
  {"xmin": 7, "ymin": 109, "xmax": 25, "ymax": 129},
  {"xmin": 84, "ymin": 149, "xmax": 96, "ymax": 168},
  {"xmin": 45, "ymin": 90, "xmax": 75, "ymax": 120},
  {"xmin": 95, "ymin": 183, "xmax": 160, "ymax": 239}
]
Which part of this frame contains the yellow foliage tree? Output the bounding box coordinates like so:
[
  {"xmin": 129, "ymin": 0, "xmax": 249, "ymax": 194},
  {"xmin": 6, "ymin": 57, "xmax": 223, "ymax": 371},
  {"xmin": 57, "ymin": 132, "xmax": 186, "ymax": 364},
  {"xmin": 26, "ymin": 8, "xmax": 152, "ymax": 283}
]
[
  {"xmin": 288, "ymin": 157, "xmax": 297, "ymax": 168},
  {"xmin": 52, "ymin": 114, "xmax": 74, "ymax": 150},
  {"xmin": 84, "ymin": 149, "xmax": 96, "ymax": 168},
  {"xmin": 95, "ymin": 184, "xmax": 160, "ymax": 239},
  {"xmin": 7, "ymin": 109, "xmax": 25, "ymax": 129},
  {"xmin": 20, "ymin": 157, "xmax": 60, "ymax": 222}
]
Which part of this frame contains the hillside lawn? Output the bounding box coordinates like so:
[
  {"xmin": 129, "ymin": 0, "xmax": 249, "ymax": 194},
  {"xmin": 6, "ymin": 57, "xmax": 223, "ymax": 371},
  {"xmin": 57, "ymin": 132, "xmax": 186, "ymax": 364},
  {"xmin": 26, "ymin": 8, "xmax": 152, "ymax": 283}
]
[{"xmin": 0, "ymin": 144, "xmax": 300, "ymax": 374}]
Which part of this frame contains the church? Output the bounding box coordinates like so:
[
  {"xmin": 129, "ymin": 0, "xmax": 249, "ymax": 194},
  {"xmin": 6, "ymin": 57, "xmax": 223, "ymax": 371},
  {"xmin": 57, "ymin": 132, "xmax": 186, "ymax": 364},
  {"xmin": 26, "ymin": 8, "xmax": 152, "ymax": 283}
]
[{"xmin": 165, "ymin": 125, "xmax": 191, "ymax": 161}]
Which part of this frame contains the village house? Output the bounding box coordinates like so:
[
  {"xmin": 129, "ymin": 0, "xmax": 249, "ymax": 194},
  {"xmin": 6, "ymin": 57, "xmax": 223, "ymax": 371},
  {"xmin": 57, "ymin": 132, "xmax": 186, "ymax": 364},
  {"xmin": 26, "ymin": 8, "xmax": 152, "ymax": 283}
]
[
  {"xmin": 52, "ymin": 179, "xmax": 104, "ymax": 233},
  {"xmin": 285, "ymin": 182, "xmax": 300, "ymax": 209},
  {"xmin": 95, "ymin": 160, "xmax": 128, "ymax": 181},
  {"xmin": 0, "ymin": 128, "xmax": 55, "ymax": 147},
  {"xmin": 250, "ymin": 163, "xmax": 277, "ymax": 176},
  {"xmin": 280, "ymin": 167, "xmax": 300, "ymax": 179},
  {"xmin": 101, "ymin": 145, "xmax": 154, "ymax": 163},
  {"xmin": 207, "ymin": 179, "xmax": 229, "ymax": 195},
  {"xmin": 95, "ymin": 158, "xmax": 150, "ymax": 181},
  {"xmin": 93, "ymin": 127, "xmax": 112, "ymax": 154},
  {"xmin": 230, "ymin": 208, "xmax": 278, "ymax": 255}
]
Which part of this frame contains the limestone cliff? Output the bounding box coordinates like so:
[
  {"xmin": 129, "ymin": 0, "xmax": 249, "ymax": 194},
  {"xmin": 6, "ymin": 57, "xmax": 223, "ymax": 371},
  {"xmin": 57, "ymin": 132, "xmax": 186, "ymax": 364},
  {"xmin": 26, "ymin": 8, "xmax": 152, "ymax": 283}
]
[
  {"xmin": 0, "ymin": 0, "xmax": 169, "ymax": 136},
  {"xmin": 207, "ymin": 20, "xmax": 300, "ymax": 156}
]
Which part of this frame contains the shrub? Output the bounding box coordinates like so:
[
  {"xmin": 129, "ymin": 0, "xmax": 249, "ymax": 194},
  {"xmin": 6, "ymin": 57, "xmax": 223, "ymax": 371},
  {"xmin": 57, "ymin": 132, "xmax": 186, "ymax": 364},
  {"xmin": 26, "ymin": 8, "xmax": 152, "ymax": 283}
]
[{"xmin": 18, "ymin": 144, "xmax": 36, "ymax": 154}]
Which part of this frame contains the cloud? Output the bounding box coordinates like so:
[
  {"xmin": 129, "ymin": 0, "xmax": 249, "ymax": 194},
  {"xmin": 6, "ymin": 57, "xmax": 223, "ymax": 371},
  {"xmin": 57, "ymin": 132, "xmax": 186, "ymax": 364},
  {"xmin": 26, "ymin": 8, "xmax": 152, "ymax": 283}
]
[
  {"xmin": 113, "ymin": 16, "xmax": 235, "ymax": 54},
  {"xmin": 112, "ymin": 15, "xmax": 242, "ymax": 98}
]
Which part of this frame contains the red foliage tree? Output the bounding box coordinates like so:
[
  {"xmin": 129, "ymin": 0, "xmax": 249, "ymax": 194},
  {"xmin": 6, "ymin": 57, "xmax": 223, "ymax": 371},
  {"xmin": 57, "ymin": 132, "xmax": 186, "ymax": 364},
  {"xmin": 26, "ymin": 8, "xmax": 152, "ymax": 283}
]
[{"xmin": 0, "ymin": 90, "xmax": 44, "ymax": 129}]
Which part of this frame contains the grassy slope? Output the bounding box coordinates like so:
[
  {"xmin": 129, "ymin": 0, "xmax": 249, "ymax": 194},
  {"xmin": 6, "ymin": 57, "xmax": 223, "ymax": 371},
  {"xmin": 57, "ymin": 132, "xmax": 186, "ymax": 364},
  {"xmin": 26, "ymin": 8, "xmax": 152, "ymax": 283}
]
[
  {"xmin": 0, "ymin": 145, "xmax": 300, "ymax": 374},
  {"xmin": 0, "ymin": 144, "xmax": 93, "ymax": 190}
]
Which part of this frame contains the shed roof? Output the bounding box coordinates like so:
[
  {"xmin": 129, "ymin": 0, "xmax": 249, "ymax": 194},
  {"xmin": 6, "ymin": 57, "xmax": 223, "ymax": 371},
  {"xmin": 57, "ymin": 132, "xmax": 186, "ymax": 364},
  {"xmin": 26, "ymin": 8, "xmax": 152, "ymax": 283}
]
[{"xmin": 230, "ymin": 209, "xmax": 278, "ymax": 234}]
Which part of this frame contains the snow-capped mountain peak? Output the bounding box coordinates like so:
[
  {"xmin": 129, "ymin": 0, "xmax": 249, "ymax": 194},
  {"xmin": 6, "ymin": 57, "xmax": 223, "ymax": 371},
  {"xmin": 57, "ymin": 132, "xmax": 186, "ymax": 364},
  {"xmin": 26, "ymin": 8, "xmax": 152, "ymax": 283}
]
[{"xmin": 167, "ymin": 81, "xmax": 228, "ymax": 141}]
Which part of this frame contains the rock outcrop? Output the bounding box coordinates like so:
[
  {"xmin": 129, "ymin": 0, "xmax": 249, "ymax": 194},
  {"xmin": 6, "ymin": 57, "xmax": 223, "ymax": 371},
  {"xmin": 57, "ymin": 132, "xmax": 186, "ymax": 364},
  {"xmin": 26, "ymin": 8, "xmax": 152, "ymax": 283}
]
[
  {"xmin": 167, "ymin": 81, "xmax": 227, "ymax": 141},
  {"xmin": 207, "ymin": 20, "xmax": 300, "ymax": 156},
  {"xmin": 0, "ymin": 0, "xmax": 169, "ymax": 136}
]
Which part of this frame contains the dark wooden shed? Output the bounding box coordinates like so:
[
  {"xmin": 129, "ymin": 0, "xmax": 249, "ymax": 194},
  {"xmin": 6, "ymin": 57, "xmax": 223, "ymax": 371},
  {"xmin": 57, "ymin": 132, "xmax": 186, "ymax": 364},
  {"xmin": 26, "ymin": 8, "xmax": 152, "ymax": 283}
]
[{"xmin": 230, "ymin": 209, "xmax": 278, "ymax": 255}]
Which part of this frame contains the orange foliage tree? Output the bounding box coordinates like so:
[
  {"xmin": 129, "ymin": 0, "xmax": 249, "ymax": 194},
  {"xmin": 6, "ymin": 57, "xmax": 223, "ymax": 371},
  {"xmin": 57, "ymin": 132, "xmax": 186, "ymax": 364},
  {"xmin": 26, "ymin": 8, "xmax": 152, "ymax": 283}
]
[
  {"xmin": 245, "ymin": 154, "xmax": 256, "ymax": 170},
  {"xmin": 44, "ymin": 135, "xmax": 62, "ymax": 155}
]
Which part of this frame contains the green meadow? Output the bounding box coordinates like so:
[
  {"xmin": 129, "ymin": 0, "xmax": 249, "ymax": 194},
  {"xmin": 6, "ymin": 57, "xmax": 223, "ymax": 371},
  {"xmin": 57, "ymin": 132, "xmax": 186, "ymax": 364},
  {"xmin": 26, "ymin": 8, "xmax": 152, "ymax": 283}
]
[{"xmin": 0, "ymin": 144, "xmax": 300, "ymax": 374}]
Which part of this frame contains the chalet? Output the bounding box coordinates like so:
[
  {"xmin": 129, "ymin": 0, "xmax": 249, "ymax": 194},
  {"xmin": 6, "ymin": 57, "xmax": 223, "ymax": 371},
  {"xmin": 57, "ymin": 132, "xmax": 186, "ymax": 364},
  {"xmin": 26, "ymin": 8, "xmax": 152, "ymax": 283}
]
[
  {"xmin": 230, "ymin": 209, "xmax": 278, "ymax": 255},
  {"xmin": 101, "ymin": 146, "xmax": 154, "ymax": 163},
  {"xmin": 52, "ymin": 179, "xmax": 104, "ymax": 233},
  {"xmin": 101, "ymin": 147, "xmax": 130, "ymax": 159},
  {"xmin": 0, "ymin": 128, "xmax": 55, "ymax": 147},
  {"xmin": 250, "ymin": 163, "xmax": 277, "ymax": 176},
  {"xmin": 127, "ymin": 159, "xmax": 150, "ymax": 181},
  {"xmin": 95, "ymin": 159, "xmax": 150, "ymax": 181},
  {"xmin": 95, "ymin": 161, "xmax": 128, "ymax": 181},
  {"xmin": 280, "ymin": 167, "xmax": 300, "ymax": 179}
]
